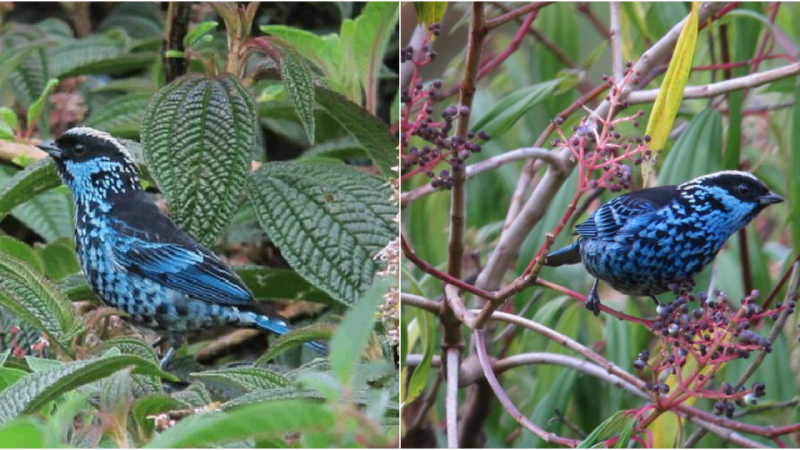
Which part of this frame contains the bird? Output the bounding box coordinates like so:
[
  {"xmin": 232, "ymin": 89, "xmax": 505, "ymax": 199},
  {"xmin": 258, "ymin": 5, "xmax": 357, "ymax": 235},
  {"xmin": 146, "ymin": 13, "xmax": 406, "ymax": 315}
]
[
  {"xmin": 37, "ymin": 127, "xmax": 327, "ymax": 367},
  {"xmin": 545, "ymin": 171, "xmax": 784, "ymax": 316}
]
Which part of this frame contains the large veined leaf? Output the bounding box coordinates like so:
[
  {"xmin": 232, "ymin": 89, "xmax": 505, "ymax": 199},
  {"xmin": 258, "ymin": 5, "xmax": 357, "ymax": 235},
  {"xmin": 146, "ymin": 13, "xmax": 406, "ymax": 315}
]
[
  {"xmin": 0, "ymin": 163, "xmax": 72, "ymax": 242},
  {"xmin": 351, "ymin": 2, "xmax": 399, "ymax": 111},
  {"xmin": 99, "ymin": 2, "xmax": 164, "ymax": 42},
  {"xmin": 191, "ymin": 367, "xmax": 291, "ymax": 392},
  {"xmin": 141, "ymin": 73, "xmax": 256, "ymax": 246},
  {"xmin": 0, "ymin": 354, "xmax": 173, "ymax": 427},
  {"xmin": 275, "ymin": 41, "xmax": 315, "ymax": 145},
  {"xmin": 0, "ymin": 159, "xmax": 62, "ymax": 224},
  {"xmin": 47, "ymin": 29, "xmax": 132, "ymax": 78},
  {"xmin": 246, "ymin": 162, "xmax": 397, "ymax": 305},
  {"xmin": 0, "ymin": 250, "xmax": 83, "ymax": 351}
]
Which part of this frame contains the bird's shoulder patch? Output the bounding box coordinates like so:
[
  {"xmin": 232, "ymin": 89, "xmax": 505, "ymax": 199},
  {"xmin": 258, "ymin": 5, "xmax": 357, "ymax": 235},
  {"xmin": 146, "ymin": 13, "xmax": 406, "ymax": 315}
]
[{"xmin": 576, "ymin": 185, "xmax": 678, "ymax": 239}]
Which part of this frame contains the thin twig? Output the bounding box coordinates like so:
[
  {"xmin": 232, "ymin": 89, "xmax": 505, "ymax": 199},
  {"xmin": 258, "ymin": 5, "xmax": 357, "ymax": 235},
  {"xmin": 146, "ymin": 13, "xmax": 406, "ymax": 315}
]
[
  {"xmin": 163, "ymin": 3, "xmax": 192, "ymax": 83},
  {"xmin": 485, "ymin": 2, "xmax": 551, "ymax": 31},
  {"xmin": 610, "ymin": 2, "xmax": 623, "ymax": 82},
  {"xmin": 626, "ymin": 63, "xmax": 800, "ymax": 104},
  {"xmin": 401, "ymin": 147, "xmax": 558, "ymax": 207},
  {"xmin": 401, "ymin": 25, "xmax": 430, "ymax": 89}
]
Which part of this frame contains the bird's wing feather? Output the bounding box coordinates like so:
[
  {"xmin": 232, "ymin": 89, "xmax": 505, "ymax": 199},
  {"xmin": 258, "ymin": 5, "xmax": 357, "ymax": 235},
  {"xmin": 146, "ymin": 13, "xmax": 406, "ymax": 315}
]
[
  {"xmin": 575, "ymin": 185, "xmax": 678, "ymax": 239},
  {"xmin": 106, "ymin": 193, "xmax": 253, "ymax": 306}
]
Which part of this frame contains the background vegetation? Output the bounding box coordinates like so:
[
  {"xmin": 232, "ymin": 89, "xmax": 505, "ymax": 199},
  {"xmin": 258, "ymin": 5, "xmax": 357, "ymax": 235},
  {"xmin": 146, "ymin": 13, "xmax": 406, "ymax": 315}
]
[
  {"xmin": 401, "ymin": 2, "xmax": 800, "ymax": 448},
  {"xmin": 0, "ymin": 2, "xmax": 399, "ymax": 447}
]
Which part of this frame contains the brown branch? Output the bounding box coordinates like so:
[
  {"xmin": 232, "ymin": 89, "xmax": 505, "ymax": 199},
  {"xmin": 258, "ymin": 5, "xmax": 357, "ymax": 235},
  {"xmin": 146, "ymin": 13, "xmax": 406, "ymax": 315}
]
[
  {"xmin": 163, "ymin": 2, "xmax": 192, "ymax": 83},
  {"xmin": 485, "ymin": 2, "xmax": 552, "ymax": 31}
]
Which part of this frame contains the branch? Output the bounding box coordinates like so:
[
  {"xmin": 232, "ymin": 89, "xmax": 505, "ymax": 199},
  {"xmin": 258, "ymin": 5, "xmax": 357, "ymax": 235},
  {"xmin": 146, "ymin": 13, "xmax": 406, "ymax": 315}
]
[
  {"xmin": 485, "ymin": 2, "xmax": 551, "ymax": 30},
  {"xmin": 445, "ymin": 348, "xmax": 460, "ymax": 448},
  {"xmin": 163, "ymin": 2, "xmax": 192, "ymax": 83},
  {"xmin": 610, "ymin": 2, "xmax": 623, "ymax": 82},
  {"xmin": 401, "ymin": 147, "xmax": 558, "ymax": 207},
  {"xmin": 401, "ymin": 25, "xmax": 431, "ymax": 89},
  {"xmin": 626, "ymin": 63, "xmax": 800, "ymax": 104}
]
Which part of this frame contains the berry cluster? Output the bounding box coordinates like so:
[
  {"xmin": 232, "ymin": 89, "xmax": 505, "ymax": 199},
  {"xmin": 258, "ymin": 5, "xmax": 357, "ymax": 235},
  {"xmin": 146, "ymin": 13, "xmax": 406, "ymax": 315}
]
[
  {"xmin": 549, "ymin": 63, "xmax": 655, "ymax": 194},
  {"xmin": 631, "ymin": 288, "xmax": 792, "ymax": 415},
  {"xmin": 400, "ymin": 24, "xmax": 491, "ymax": 190}
]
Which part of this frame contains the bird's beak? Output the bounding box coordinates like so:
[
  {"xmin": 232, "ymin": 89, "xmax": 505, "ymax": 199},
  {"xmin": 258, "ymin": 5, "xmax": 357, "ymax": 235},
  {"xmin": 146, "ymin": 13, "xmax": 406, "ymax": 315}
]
[
  {"xmin": 759, "ymin": 192, "xmax": 784, "ymax": 205},
  {"xmin": 36, "ymin": 141, "xmax": 63, "ymax": 160}
]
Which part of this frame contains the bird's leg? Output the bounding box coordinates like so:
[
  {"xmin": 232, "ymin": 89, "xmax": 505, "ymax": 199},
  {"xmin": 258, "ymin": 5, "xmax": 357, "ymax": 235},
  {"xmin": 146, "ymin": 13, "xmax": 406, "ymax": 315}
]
[
  {"xmin": 652, "ymin": 296, "xmax": 669, "ymax": 316},
  {"xmin": 158, "ymin": 333, "xmax": 184, "ymax": 370},
  {"xmin": 586, "ymin": 279, "xmax": 601, "ymax": 316},
  {"xmin": 150, "ymin": 336, "xmax": 167, "ymax": 348}
]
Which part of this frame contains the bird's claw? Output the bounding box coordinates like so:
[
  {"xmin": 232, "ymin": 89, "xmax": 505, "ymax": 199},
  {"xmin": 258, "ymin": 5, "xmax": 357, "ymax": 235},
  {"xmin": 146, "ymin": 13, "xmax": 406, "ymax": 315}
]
[{"xmin": 586, "ymin": 292, "xmax": 601, "ymax": 316}]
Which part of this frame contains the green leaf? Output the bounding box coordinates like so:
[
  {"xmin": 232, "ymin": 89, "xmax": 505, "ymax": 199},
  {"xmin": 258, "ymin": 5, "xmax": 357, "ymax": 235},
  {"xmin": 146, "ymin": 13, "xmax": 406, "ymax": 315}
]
[
  {"xmin": 37, "ymin": 240, "xmax": 80, "ymax": 280},
  {"xmin": 0, "ymin": 159, "xmax": 64, "ymax": 233},
  {"xmin": 0, "ymin": 236, "xmax": 45, "ymax": 274},
  {"xmin": 184, "ymin": 21, "xmax": 218, "ymax": 48},
  {"xmin": 642, "ymin": 2, "xmax": 699, "ymax": 185},
  {"xmin": 276, "ymin": 42, "xmax": 316, "ymax": 145},
  {"xmin": 330, "ymin": 278, "xmax": 387, "ymax": 385},
  {"xmin": 221, "ymin": 387, "xmax": 324, "ymax": 410},
  {"xmin": 0, "ymin": 108, "xmax": 17, "ymax": 130},
  {"xmin": 577, "ymin": 410, "xmax": 638, "ymax": 448},
  {"xmin": 470, "ymin": 80, "xmax": 561, "ymax": 141},
  {"xmin": 132, "ymin": 394, "xmax": 184, "ymax": 438},
  {"xmin": 26, "ymin": 78, "xmax": 59, "ymax": 130},
  {"xmin": 658, "ymin": 109, "xmax": 723, "ymax": 185},
  {"xmin": 0, "ymin": 354, "xmax": 174, "ymax": 426},
  {"xmin": 100, "ymin": 2, "xmax": 164, "ymax": 41},
  {"xmin": 141, "ymin": 73, "xmax": 256, "ymax": 246},
  {"xmin": 791, "ymin": 80, "xmax": 800, "ymax": 258},
  {"xmin": 146, "ymin": 399, "xmax": 334, "ymax": 448},
  {"xmin": 352, "ymin": 3, "xmax": 399, "ymax": 110},
  {"xmin": 231, "ymin": 265, "xmax": 340, "ymax": 304},
  {"xmin": 414, "ymin": 2, "xmax": 448, "ymax": 26},
  {"xmin": 192, "ymin": 367, "xmax": 291, "ymax": 392},
  {"xmin": 314, "ymin": 86, "xmax": 396, "ymax": 177},
  {"xmin": 47, "ymin": 29, "xmax": 132, "ymax": 78},
  {"xmin": 0, "ymin": 251, "xmax": 83, "ymax": 351},
  {"xmin": 246, "ymin": 161, "xmax": 397, "ymax": 305},
  {"xmin": 255, "ymin": 323, "xmax": 336, "ymax": 364},
  {"xmin": 402, "ymin": 307, "xmax": 436, "ymax": 408},
  {"xmin": 0, "ymin": 416, "xmax": 59, "ymax": 448},
  {"xmin": 259, "ymin": 25, "xmax": 342, "ymax": 81},
  {"xmin": 85, "ymin": 92, "xmax": 151, "ymax": 138},
  {"xmin": 0, "ymin": 25, "xmax": 52, "ymax": 107}
]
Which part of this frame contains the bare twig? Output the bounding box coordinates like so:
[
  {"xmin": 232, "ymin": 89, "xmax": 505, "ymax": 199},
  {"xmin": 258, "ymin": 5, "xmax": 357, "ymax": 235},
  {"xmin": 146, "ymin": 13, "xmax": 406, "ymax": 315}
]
[
  {"xmin": 485, "ymin": 2, "xmax": 551, "ymax": 31},
  {"xmin": 401, "ymin": 25, "xmax": 430, "ymax": 89},
  {"xmin": 445, "ymin": 348, "xmax": 460, "ymax": 448},
  {"xmin": 610, "ymin": 2, "xmax": 623, "ymax": 82},
  {"xmin": 401, "ymin": 147, "xmax": 558, "ymax": 207},
  {"xmin": 626, "ymin": 63, "xmax": 800, "ymax": 104}
]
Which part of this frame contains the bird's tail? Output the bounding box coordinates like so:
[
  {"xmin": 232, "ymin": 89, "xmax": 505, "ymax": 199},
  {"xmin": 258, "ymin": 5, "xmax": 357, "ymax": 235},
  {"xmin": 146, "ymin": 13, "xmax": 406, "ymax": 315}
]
[
  {"xmin": 254, "ymin": 315, "xmax": 329, "ymax": 355},
  {"xmin": 544, "ymin": 242, "xmax": 582, "ymax": 267}
]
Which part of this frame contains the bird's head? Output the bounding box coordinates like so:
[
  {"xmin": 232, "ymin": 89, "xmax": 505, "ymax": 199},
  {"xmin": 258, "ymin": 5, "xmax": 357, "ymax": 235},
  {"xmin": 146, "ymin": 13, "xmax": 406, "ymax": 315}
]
[
  {"xmin": 678, "ymin": 171, "xmax": 783, "ymax": 228},
  {"xmin": 37, "ymin": 127, "xmax": 141, "ymax": 197}
]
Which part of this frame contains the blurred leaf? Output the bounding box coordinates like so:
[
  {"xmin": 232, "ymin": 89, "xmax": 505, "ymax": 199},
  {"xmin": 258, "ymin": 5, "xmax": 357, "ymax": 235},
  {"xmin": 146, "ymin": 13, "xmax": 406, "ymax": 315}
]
[
  {"xmin": 0, "ymin": 159, "xmax": 61, "ymax": 224},
  {"xmin": 352, "ymin": 3, "xmax": 399, "ymax": 109},
  {"xmin": 0, "ymin": 25, "xmax": 52, "ymax": 107},
  {"xmin": 145, "ymin": 399, "xmax": 334, "ymax": 448},
  {"xmin": 0, "ymin": 236, "xmax": 44, "ymax": 274},
  {"xmin": 246, "ymin": 162, "xmax": 396, "ymax": 305},
  {"xmin": 790, "ymin": 79, "xmax": 800, "ymax": 257},
  {"xmin": 100, "ymin": 2, "xmax": 164, "ymax": 41},
  {"xmin": 658, "ymin": 109, "xmax": 722, "ymax": 184},
  {"xmin": 256, "ymin": 323, "xmax": 336, "ymax": 364},
  {"xmin": 414, "ymin": 2, "xmax": 448, "ymax": 26},
  {"xmin": 0, "ymin": 354, "xmax": 174, "ymax": 426},
  {"xmin": 577, "ymin": 410, "xmax": 638, "ymax": 448},
  {"xmin": 260, "ymin": 25, "xmax": 341, "ymax": 81},
  {"xmin": 25, "ymin": 78, "xmax": 58, "ymax": 130},
  {"xmin": 47, "ymin": 29, "xmax": 132, "ymax": 78},
  {"xmin": 314, "ymin": 86, "xmax": 396, "ymax": 177},
  {"xmin": 132, "ymin": 394, "xmax": 184, "ymax": 439},
  {"xmin": 643, "ymin": 1, "xmax": 698, "ymax": 185},
  {"xmin": 192, "ymin": 367, "xmax": 291, "ymax": 392},
  {"xmin": 330, "ymin": 278, "xmax": 387, "ymax": 385},
  {"xmin": 0, "ymin": 108, "xmax": 18, "ymax": 131},
  {"xmin": 470, "ymin": 80, "xmax": 560, "ymax": 141},
  {"xmin": 0, "ymin": 250, "xmax": 83, "ymax": 351},
  {"xmin": 38, "ymin": 240, "xmax": 80, "ymax": 280},
  {"xmin": 141, "ymin": 73, "xmax": 256, "ymax": 246},
  {"xmin": 0, "ymin": 416, "xmax": 58, "ymax": 448},
  {"xmin": 222, "ymin": 387, "xmax": 324, "ymax": 410},
  {"xmin": 184, "ymin": 21, "xmax": 218, "ymax": 47},
  {"xmin": 402, "ymin": 307, "xmax": 435, "ymax": 408},
  {"xmin": 85, "ymin": 92, "xmax": 151, "ymax": 138}
]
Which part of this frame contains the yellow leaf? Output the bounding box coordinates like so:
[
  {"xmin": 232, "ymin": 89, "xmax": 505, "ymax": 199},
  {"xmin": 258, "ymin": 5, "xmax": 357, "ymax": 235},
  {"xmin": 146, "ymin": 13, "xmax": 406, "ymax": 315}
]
[
  {"xmin": 414, "ymin": 2, "xmax": 448, "ymax": 28},
  {"xmin": 642, "ymin": 2, "xmax": 699, "ymax": 186}
]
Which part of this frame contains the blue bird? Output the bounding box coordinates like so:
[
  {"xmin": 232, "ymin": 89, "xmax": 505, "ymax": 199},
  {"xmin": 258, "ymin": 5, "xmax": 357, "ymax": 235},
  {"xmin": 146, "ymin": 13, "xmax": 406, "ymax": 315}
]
[
  {"xmin": 38, "ymin": 127, "xmax": 327, "ymax": 367},
  {"xmin": 545, "ymin": 171, "xmax": 783, "ymax": 316}
]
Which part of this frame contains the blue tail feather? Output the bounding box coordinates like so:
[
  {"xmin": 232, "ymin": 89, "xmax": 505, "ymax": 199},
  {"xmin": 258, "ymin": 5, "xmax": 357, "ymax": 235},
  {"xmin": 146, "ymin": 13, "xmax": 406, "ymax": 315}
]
[{"xmin": 255, "ymin": 315, "xmax": 328, "ymax": 356}]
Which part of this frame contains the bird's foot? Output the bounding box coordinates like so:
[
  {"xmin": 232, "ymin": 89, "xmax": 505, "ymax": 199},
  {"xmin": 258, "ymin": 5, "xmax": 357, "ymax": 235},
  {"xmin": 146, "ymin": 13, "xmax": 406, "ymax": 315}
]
[
  {"xmin": 157, "ymin": 333, "xmax": 184, "ymax": 370},
  {"xmin": 586, "ymin": 279, "xmax": 601, "ymax": 316}
]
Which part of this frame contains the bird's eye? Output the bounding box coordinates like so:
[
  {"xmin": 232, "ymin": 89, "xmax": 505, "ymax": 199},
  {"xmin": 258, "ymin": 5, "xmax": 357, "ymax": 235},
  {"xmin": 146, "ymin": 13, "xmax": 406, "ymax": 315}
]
[
  {"xmin": 738, "ymin": 184, "xmax": 750, "ymax": 195},
  {"xmin": 74, "ymin": 144, "xmax": 85, "ymax": 155}
]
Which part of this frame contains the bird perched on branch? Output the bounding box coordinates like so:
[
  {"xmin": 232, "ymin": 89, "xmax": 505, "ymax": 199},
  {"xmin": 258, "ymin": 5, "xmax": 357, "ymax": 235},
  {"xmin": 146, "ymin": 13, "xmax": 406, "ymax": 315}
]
[
  {"xmin": 545, "ymin": 171, "xmax": 783, "ymax": 316},
  {"xmin": 38, "ymin": 127, "xmax": 327, "ymax": 367}
]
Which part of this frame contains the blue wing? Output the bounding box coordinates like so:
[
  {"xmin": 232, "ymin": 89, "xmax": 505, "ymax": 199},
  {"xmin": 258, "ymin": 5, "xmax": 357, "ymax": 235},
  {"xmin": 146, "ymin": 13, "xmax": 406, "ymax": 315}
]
[
  {"xmin": 575, "ymin": 185, "xmax": 677, "ymax": 239},
  {"xmin": 106, "ymin": 193, "xmax": 253, "ymax": 306}
]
